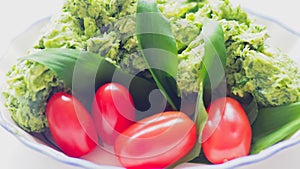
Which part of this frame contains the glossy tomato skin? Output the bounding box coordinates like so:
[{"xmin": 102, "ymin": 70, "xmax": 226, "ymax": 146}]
[
  {"xmin": 92, "ymin": 83, "xmax": 136, "ymax": 146},
  {"xmin": 115, "ymin": 111, "xmax": 197, "ymax": 169},
  {"xmin": 202, "ymin": 97, "xmax": 252, "ymax": 164},
  {"xmin": 46, "ymin": 92, "xmax": 98, "ymax": 157}
]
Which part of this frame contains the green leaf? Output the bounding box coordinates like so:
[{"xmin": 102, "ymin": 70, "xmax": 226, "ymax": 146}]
[
  {"xmin": 251, "ymin": 102, "xmax": 300, "ymax": 154},
  {"xmin": 22, "ymin": 48, "xmax": 157, "ymax": 112},
  {"xmin": 231, "ymin": 93, "xmax": 259, "ymax": 125},
  {"xmin": 242, "ymin": 95, "xmax": 259, "ymax": 125},
  {"xmin": 201, "ymin": 19, "xmax": 227, "ymax": 91},
  {"xmin": 169, "ymin": 81, "xmax": 207, "ymax": 168},
  {"xmin": 170, "ymin": 20, "xmax": 227, "ymax": 166},
  {"xmin": 136, "ymin": 0, "xmax": 180, "ymax": 110}
]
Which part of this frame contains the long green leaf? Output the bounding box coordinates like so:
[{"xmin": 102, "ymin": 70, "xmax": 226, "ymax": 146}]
[
  {"xmin": 22, "ymin": 48, "xmax": 157, "ymax": 112},
  {"xmin": 201, "ymin": 20, "xmax": 227, "ymax": 91},
  {"xmin": 170, "ymin": 20, "xmax": 227, "ymax": 166},
  {"xmin": 136, "ymin": 0, "xmax": 180, "ymax": 110},
  {"xmin": 230, "ymin": 93, "xmax": 259, "ymax": 125},
  {"xmin": 251, "ymin": 102, "xmax": 300, "ymax": 154},
  {"xmin": 169, "ymin": 81, "xmax": 207, "ymax": 168}
]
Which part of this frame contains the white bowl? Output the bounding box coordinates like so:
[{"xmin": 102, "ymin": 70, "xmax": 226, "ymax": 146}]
[{"xmin": 1, "ymin": 10, "xmax": 300, "ymax": 169}]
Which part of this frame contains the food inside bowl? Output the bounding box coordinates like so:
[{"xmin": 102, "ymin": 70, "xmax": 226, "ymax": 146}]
[{"xmin": 2, "ymin": 0, "xmax": 300, "ymax": 168}]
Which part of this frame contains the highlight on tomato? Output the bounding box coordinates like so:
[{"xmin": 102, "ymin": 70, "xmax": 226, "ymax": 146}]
[
  {"xmin": 114, "ymin": 111, "xmax": 197, "ymax": 169},
  {"xmin": 202, "ymin": 97, "xmax": 252, "ymax": 164},
  {"xmin": 92, "ymin": 82, "xmax": 136, "ymax": 146},
  {"xmin": 46, "ymin": 92, "xmax": 98, "ymax": 157}
]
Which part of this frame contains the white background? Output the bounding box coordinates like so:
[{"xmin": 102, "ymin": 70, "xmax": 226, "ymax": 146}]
[{"xmin": 0, "ymin": 0, "xmax": 300, "ymax": 168}]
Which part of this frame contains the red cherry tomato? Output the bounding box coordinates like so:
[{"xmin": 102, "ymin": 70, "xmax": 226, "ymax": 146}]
[
  {"xmin": 46, "ymin": 92, "xmax": 97, "ymax": 157},
  {"xmin": 202, "ymin": 97, "xmax": 252, "ymax": 164},
  {"xmin": 92, "ymin": 83, "xmax": 136, "ymax": 146},
  {"xmin": 115, "ymin": 111, "xmax": 197, "ymax": 169}
]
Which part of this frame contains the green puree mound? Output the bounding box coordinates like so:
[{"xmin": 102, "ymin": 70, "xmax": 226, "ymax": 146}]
[{"xmin": 3, "ymin": 0, "xmax": 300, "ymax": 133}]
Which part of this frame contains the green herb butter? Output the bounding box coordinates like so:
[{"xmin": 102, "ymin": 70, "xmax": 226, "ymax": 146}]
[{"xmin": 4, "ymin": 0, "xmax": 300, "ymax": 132}]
